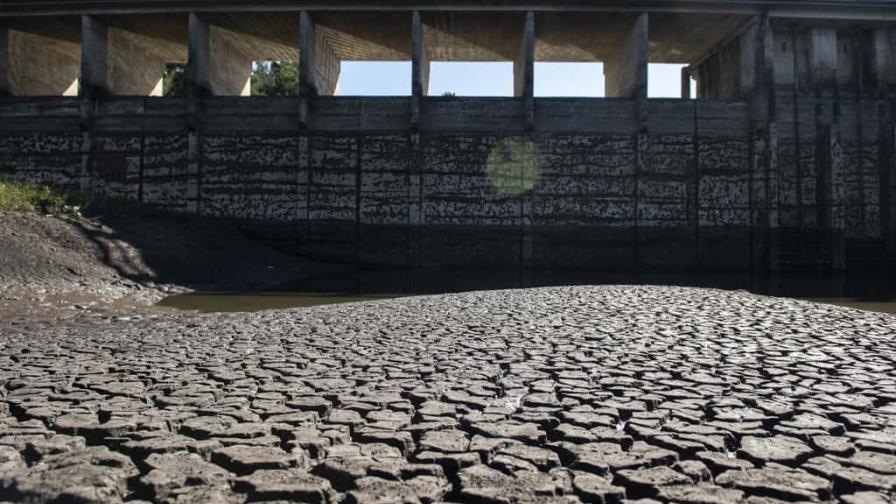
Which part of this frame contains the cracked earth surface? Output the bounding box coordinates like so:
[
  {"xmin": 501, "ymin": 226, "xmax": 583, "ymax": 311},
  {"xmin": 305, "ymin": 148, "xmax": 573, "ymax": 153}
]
[{"xmin": 2, "ymin": 285, "xmax": 896, "ymax": 503}]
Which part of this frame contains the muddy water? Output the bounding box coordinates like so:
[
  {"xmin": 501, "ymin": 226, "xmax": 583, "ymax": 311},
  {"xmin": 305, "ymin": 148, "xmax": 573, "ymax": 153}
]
[{"xmin": 157, "ymin": 269, "xmax": 896, "ymax": 314}]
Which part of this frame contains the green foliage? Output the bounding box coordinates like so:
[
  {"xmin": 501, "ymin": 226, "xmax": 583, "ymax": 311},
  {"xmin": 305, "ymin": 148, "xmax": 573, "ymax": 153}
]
[
  {"xmin": 0, "ymin": 181, "xmax": 80, "ymax": 214},
  {"xmin": 163, "ymin": 64, "xmax": 187, "ymax": 97},
  {"xmin": 161, "ymin": 61, "xmax": 300, "ymax": 97},
  {"xmin": 251, "ymin": 61, "xmax": 300, "ymax": 97}
]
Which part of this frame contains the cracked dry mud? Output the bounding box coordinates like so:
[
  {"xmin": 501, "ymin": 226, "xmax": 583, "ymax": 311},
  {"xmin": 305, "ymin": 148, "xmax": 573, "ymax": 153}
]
[{"xmin": 2, "ymin": 285, "xmax": 896, "ymax": 503}]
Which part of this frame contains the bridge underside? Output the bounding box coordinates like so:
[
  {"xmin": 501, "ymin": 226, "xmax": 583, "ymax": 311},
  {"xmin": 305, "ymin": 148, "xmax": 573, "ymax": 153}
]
[{"xmin": 1, "ymin": 1, "xmax": 895, "ymax": 270}]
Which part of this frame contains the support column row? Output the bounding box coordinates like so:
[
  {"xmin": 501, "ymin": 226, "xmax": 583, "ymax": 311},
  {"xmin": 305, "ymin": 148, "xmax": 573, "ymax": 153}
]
[{"xmin": 3, "ymin": 11, "xmax": 653, "ymax": 99}]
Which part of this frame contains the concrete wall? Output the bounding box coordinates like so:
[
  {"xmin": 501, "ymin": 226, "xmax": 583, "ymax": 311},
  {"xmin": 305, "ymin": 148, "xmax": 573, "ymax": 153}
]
[
  {"xmin": 0, "ymin": 95, "xmax": 795, "ymax": 270},
  {"xmin": 691, "ymin": 21, "xmax": 896, "ymax": 269}
]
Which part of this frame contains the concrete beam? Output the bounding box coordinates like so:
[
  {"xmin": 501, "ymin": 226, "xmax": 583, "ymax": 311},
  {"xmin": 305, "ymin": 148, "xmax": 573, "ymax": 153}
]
[
  {"xmin": 299, "ymin": 11, "xmax": 340, "ymax": 97},
  {"xmin": 513, "ymin": 11, "xmax": 534, "ymax": 99},
  {"xmin": 4, "ymin": 26, "xmax": 79, "ymax": 96},
  {"xmin": 187, "ymin": 13, "xmax": 252, "ymax": 97},
  {"xmin": 604, "ymin": 13, "xmax": 647, "ymax": 98},
  {"xmin": 412, "ymin": 11, "xmax": 429, "ymax": 98},
  {"xmin": 6, "ymin": 0, "xmax": 896, "ymax": 22}
]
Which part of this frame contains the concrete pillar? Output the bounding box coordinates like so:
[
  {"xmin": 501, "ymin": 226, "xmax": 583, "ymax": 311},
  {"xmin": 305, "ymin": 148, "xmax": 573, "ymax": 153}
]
[
  {"xmin": 187, "ymin": 13, "xmax": 252, "ymax": 97},
  {"xmin": 514, "ymin": 12, "xmax": 535, "ymax": 129},
  {"xmin": 412, "ymin": 11, "xmax": 429, "ymax": 99},
  {"xmin": 681, "ymin": 67, "xmax": 691, "ymax": 99},
  {"xmin": 299, "ymin": 11, "xmax": 340, "ymax": 98},
  {"xmin": 187, "ymin": 13, "xmax": 211, "ymax": 98},
  {"xmin": 513, "ymin": 11, "xmax": 534, "ymax": 99},
  {"xmin": 806, "ymin": 28, "xmax": 844, "ymax": 268},
  {"xmin": 750, "ymin": 14, "xmax": 780, "ymax": 271},
  {"xmin": 0, "ymin": 26, "xmax": 9, "ymax": 95},
  {"xmin": 80, "ymin": 15, "xmax": 107, "ymax": 99},
  {"xmin": 4, "ymin": 27, "xmax": 79, "ymax": 96},
  {"xmin": 604, "ymin": 13, "xmax": 648, "ymax": 98},
  {"xmin": 872, "ymin": 28, "xmax": 896, "ymax": 251},
  {"xmin": 871, "ymin": 28, "xmax": 895, "ymax": 92},
  {"xmin": 411, "ymin": 11, "xmax": 430, "ymax": 128},
  {"xmin": 299, "ymin": 11, "xmax": 316, "ymax": 98}
]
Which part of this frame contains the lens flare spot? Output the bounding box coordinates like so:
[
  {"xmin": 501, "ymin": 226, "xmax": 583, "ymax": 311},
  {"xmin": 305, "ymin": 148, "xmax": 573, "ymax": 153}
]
[{"xmin": 486, "ymin": 137, "xmax": 539, "ymax": 195}]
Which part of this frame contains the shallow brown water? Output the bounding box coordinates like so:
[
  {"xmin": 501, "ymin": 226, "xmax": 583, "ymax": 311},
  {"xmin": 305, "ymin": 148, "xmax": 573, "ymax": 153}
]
[
  {"xmin": 156, "ymin": 292, "xmax": 397, "ymax": 312},
  {"xmin": 156, "ymin": 269, "xmax": 896, "ymax": 314}
]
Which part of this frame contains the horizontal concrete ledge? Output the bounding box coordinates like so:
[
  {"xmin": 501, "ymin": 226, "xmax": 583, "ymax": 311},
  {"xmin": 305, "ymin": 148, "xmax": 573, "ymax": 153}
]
[
  {"xmin": 0, "ymin": 96, "xmax": 752, "ymax": 134},
  {"xmin": 2, "ymin": 0, "xmax": 896, "ymax": 18}
]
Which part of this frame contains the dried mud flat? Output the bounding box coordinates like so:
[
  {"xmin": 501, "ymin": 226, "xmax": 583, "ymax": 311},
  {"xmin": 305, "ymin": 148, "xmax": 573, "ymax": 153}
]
[{"xmin": 1, "ymin": 285, "xmax": 896, "ymax": 503}]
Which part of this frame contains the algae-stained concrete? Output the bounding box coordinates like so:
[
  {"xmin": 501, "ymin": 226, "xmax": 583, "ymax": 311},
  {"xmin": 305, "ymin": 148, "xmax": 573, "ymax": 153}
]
[
  {"xmin": 0, "ymin": 96, "xmax": 765, "ymax": 268},
  {"xmin": 2, "ymin": 285, "xmax": 896, "ymax": 502}
]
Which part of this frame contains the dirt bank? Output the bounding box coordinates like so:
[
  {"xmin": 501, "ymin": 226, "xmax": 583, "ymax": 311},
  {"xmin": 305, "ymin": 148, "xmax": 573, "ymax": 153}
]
[{"xmin": 0, "ymin": 211, "xmax": 346, "ymax": 317}]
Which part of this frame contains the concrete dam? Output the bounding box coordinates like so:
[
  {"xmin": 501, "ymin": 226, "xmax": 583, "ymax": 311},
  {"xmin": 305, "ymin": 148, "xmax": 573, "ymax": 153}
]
[{"xmin": 1, "ymin": 1, "xmax": 895, "ymax": 271}]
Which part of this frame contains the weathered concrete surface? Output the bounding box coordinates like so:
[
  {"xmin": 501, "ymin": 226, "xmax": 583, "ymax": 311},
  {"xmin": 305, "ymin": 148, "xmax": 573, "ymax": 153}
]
[
  {"xmin": 0, "ymin": 97, "xmax": 770, "ymax": 269},
  {"xmin": 2, "ymin": 285, "xmax": 896, "ymax": 502}
]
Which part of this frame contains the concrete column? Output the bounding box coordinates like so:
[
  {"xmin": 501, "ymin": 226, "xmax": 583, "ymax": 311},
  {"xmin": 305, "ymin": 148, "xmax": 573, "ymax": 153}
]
[
  {"xmin": 750, "ymin": 14, "xmax": 779, "ymax": 271},
  {"xmin": 411, "ymin": 11, "xmax": 430, "ymax": 128},
  {"xmin": 187, "ymin": 13, "xmax": 252, "ymax": 97},
  {"xmin": 605, "ymin": 13, "xmax": 648, "ymax": 98},
  {"xmin": 299, "ymin": 11, "xmax": 317, "ymax": 98},
  {"xmin": 871, "ymin": 28, "xmax": 895, "ymax": 92},
  {"xmin": 412, "ymin": 11, "xmax": 429, "ymax": 99},
  {"xmin": 872, "ymin": 28, "xmax": 896, "ymax": 251},
  {"xmin": 187, "ymin": 13, "xmax": 210, "ymax": 98},
  {"xmin": 0, "ymin": 26, "xmax": 10, "ymax": 95},
  {"xmin": 299, "ymin": 11, "xmax": 340, "ymax": 98},
  {"xmin": 681, "ymin": 67, "xmax": 691, "ymax": 99},
  {"xmin": 513, "ymin": 11, "xmax": 534, "ymax": 99},
  {"xmin": 80, "ymin": 15, "xmax": 108, "ymax": 99},
  {"xmin": 807, "ymin": 28, "xmax": 843, "ymax": 268}
]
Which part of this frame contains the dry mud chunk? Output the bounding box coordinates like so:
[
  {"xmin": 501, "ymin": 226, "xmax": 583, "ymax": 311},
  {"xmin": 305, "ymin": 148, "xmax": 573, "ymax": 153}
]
[
  {"xmin": 211, "ymin": 445, "xmax": 296, "ymax": 475},
  {"xmin": 419, "ymin": 429, "xmax": 470, "ymax": 453},
  {"xmin": 346, "ymin": 475, "xmax": 451, "ymax": 504},
  {"xmin": 655, "ymin": 484, "xmax": 744, "ymax": 504},
  {"xmin": 234, "ymin": 468, "xmax": 334, "ymax": 502},
  {"xmin": 496, "ymin": 444, "xmax": 561, "ymax": 471},
  {"xmin": 0, "ymin": 446, "xmax": 137, "ymax": 503},
  {"xmin": 715, "ymin": 467, "xmax": 832, "ymax": 501},
  {"xmin": 141, "ymin": 452, "xmax": 230, "ymax": 501},
  {"xmin": 738, "ymin": 436, "xmax": 814, "ymax": 466},
  {"xmin": 457, "ymin": 464, "xmax": 567, "ymax": 503},
  {"xmin": 614, "ymin": 466, "xmax": 691, "ymax": 498},
  {"xmin": 0, "ymin": 446, "xmax": 25, "ymax": 473},
  {"xmin": 571, "ymin": 473, "xmax": 625, "ymax": 503}
]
